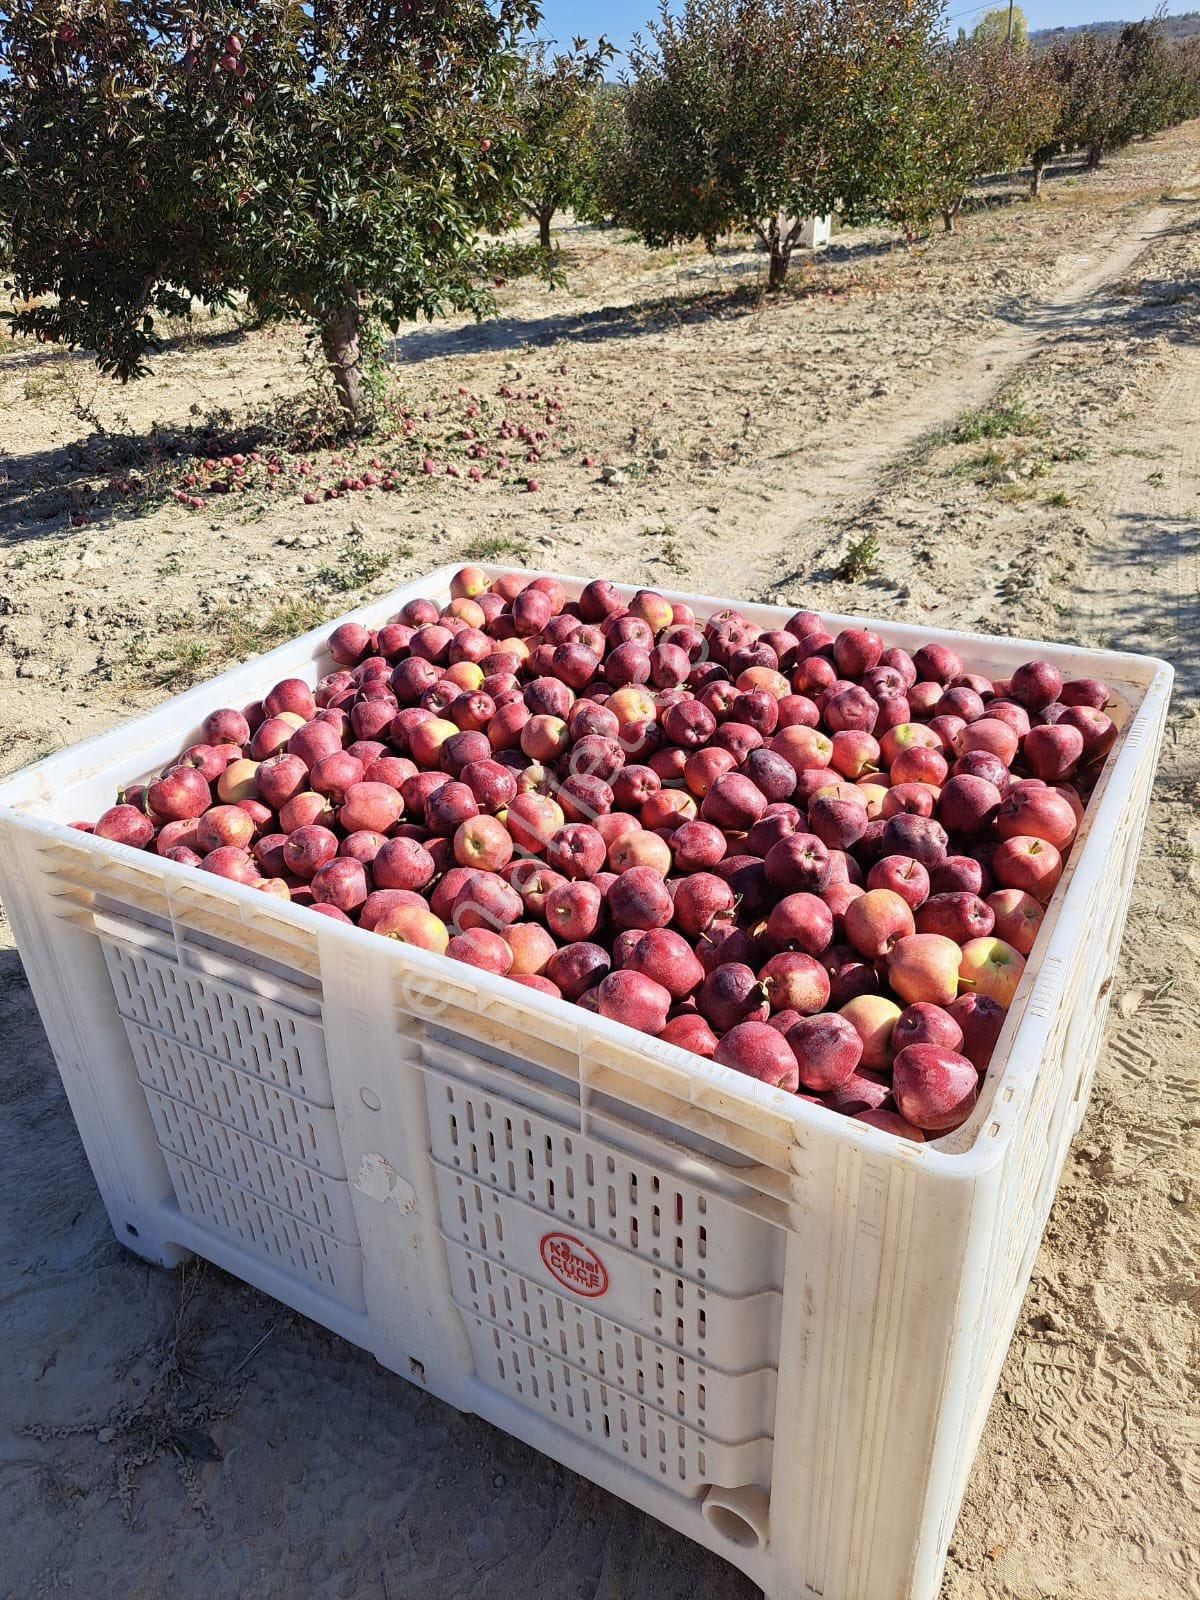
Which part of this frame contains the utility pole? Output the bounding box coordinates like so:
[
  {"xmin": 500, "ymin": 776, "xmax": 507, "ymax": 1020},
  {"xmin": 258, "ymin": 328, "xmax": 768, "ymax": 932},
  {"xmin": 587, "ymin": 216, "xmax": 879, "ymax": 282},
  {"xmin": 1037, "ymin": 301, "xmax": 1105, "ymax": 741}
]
[{"xmin": 1005, "ymin": 0, "xmax": 1014, "ymax": 44}]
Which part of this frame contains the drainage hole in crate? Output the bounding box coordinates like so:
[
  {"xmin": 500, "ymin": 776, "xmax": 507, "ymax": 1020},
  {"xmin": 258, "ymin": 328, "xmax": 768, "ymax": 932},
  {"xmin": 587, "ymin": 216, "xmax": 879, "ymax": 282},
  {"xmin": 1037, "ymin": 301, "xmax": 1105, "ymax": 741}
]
[{"xmin": 704, "ymin": 1504, "xmax": 762, "ymax": 1549}]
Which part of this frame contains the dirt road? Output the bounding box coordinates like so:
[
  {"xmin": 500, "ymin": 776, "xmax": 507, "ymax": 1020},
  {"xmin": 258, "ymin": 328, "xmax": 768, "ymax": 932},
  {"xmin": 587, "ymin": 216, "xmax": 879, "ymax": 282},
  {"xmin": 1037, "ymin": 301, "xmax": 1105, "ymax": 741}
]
[{"xmin": 1, "ymin": 125, "xmax": 1198, "ymax": 1600}]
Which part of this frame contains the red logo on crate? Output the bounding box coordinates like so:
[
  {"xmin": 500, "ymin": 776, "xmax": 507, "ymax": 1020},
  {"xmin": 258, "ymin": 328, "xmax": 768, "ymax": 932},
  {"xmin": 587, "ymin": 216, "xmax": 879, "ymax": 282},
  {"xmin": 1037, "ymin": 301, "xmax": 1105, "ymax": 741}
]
[{"xmin": 539, "ymin": 1232, "xmax": 609, "ymax": 1298}]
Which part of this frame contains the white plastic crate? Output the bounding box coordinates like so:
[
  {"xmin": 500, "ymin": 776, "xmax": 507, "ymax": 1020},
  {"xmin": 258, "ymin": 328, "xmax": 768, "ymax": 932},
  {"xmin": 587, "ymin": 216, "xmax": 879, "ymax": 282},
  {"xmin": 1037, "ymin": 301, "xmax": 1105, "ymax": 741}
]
[{"xmin": 0, "ymin": 564, "xmax": 1172, "ymax": 1600}]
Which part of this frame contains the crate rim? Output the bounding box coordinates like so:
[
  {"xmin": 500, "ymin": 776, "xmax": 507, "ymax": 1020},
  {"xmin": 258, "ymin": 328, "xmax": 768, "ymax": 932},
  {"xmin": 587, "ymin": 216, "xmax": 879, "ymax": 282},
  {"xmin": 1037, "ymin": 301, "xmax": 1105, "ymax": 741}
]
[{"xmin": 0, "ymin": 562, "xmax": 1175, "ymax": 1179}]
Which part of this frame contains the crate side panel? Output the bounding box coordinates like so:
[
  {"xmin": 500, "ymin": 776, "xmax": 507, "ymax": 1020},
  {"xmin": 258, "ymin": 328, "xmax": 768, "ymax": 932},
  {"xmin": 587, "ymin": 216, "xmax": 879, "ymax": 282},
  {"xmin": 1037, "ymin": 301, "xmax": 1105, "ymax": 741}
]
[{"xmin": 0, "ymin": 826, "xmax": 189, "ymax": 1266}]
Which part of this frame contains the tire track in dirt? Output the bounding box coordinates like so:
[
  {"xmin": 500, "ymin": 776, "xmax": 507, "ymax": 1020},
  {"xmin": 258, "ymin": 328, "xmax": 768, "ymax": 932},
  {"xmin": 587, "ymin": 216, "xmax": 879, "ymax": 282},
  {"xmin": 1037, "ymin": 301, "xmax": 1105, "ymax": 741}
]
[
  {"xmin": 941, "ymin": 284, "xmax": 1200, "ymax": 1600},
  {"xmin": 697, "ymin": 179, "xmax": 1200, "ymax": 601}
]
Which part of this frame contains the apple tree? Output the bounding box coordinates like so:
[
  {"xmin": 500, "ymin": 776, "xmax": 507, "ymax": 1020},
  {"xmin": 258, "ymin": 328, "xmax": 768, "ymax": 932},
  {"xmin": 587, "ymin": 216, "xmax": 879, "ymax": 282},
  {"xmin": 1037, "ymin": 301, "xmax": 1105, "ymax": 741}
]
[
  {"xmin": 603, "ymin": 0, "xmax": 947, "ymax": 287},
  {"xmin": 512, "ymin": 40, "xmax": 613, "ymax": 252},
  {"xmin": 896, "ymin": 38, "xmax": 1061, "ymax": 232},
  {"xmin": 0, "ymin": 0, "xmax": 569, "ymax": 426},
  {"xmin": 971, "ymin": 7, "xmax": 1028, "ymax": 49}
]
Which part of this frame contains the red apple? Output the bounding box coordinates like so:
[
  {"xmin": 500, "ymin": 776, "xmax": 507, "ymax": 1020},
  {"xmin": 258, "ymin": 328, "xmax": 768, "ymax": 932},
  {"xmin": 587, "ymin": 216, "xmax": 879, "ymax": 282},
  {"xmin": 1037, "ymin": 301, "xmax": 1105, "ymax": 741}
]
[
  {"xmin": 147, "ymin": 765, "xmax": 211, "ymax": 821},
  {"xmin": 715, "ymin": 1021, "xmax": 798, "ymax": 1091},
  {"xmin": 915, "ymin": 892, "xmax": 994, "ymax": 943},
  {"xmin": 626, "ymin": 928, "xmax": 705, "ymax": 1000},
  {"xmin": 986, "ymin": 888, "xmax": 1044, "ymax": 955},
  {"xmin": 866, "ymin": 855, "xmax": 930, "ymax": 909},
  {"xmin": 608, "ymin": 866, "xmax": 673, "ymax": 931},
  {"xmin": 947, "ymin": 992, "xmax": 1006, "ymax": 1070},
  {"xmin": 658, "ymin": 1014, "xmax": 719, "ymax": 1057},
  {"xmin": 759, "ymin": 950, "xmax": 830, "ymax": 1014},
  {"xmin": 992, "ymin": 834, "xmax": 1062, "ymax": 901},
  {"xmin": 672, "ymin": 872, "xmax": 737, "ymax": 938},
  {"xmin": 545, "ymin": 879, "xmax": 603, "ymax": 942},
  {"xmin": 196, "ymin": 804, "xmax": 255, "ymax": 853},
  {"xmin": 786, "ymin": 1012, "xmax": 863, "ymax": 1091},
  {"xmin": 893, "ymin": 1044, "xmax": 978, "ymax": 1131},
  {"xmin": 892, "ymin": 1001, "xmax": 964, "ymax": 1053},
  {"xmin": 843, "ymin": 888, "xmax": 914, "ymax": 959},
  {"xmin": 545, "ymin": 940, "xmax": 611, "ymax": 1000},
  {"xmin": 596, "ymin": 969, "xmax": 672, "ymax": 1033},
  {"xmin": 95, "ymin": 804, "xmax": 155, "ymax": 849}
]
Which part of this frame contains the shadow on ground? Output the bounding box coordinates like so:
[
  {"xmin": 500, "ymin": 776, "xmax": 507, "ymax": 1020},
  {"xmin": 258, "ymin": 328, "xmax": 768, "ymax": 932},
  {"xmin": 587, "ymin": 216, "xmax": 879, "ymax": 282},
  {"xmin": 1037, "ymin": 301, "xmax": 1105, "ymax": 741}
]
[
  {"xmin": 1075, "ymin": 512, "xmax": 1200, "ymax": 702},
  {"xmin": 0, "ymin": 404, "xmax": 314, "ymax": 548}
]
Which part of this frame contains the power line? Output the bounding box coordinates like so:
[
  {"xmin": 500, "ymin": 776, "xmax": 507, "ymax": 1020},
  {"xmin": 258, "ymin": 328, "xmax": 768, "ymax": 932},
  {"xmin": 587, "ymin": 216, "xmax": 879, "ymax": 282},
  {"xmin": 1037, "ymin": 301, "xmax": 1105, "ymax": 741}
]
[{"xmin": 943, "ymin": 0, "xmax": 1004, "ymax": 20}]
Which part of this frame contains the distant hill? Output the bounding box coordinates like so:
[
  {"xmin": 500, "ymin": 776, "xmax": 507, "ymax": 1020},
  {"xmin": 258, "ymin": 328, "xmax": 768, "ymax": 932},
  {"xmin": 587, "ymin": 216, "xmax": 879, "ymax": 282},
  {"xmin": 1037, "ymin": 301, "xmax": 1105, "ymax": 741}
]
[{"xmin": 1030, "ymin": 10, "xmax": 1200, "ymax": 44}]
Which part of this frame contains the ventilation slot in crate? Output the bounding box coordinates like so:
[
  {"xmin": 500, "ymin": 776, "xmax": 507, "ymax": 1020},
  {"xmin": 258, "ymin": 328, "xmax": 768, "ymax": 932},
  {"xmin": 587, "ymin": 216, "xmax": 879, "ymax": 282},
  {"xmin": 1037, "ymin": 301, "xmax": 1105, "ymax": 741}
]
[
  {"xmin": 143, "ymin": 1089, "xmax": 357, "ymax": 1241},
  {"xmin": 465, "ymin": 1320, "xmax": 771, "ymax": 1495},
  {"xmin": 98, "ymin": 931, "xmax": 362, "ymax": 1304},
  {"xmin": 165, "ymin": 1153, "xmax": 363, "ymax": 1302},
  {"xmin": 448, "ymin": 1244, "xmax": 776, "ymax": 1443},
  {"xmin": 124, "ymin": 1022, "xmax": 339, "ymax": 1166},
  {"xmin": 100, "ymin": 936, "xmax": 329, "ymax": 1102},
  {"xmin": 424, "ymin": 1067, "xmax": 782, "ymax": 1300}
]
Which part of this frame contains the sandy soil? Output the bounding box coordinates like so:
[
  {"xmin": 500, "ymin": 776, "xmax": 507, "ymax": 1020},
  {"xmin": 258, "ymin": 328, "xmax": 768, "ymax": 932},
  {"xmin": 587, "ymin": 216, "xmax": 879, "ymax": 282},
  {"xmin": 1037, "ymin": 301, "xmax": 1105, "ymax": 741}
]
[{"xmin": 1, "ymin": 123, "xmax": 1198, "ymax": 1600}]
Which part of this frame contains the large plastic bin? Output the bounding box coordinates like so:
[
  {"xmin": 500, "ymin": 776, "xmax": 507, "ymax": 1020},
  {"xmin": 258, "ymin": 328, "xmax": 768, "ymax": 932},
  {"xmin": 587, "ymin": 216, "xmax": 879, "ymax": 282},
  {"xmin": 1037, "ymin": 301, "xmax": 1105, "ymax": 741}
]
[{"xmin": 0, "ymin": 566, "xmax": 1172, "ymax": 1600}]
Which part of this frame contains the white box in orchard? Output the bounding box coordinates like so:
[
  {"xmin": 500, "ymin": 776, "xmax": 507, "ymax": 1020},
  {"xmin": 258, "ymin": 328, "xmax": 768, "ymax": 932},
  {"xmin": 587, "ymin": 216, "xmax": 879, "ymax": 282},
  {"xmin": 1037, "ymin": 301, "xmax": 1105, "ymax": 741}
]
[{"xmin": 0, "ymin": 566, "xmax": 1171, "ymax": 1600}]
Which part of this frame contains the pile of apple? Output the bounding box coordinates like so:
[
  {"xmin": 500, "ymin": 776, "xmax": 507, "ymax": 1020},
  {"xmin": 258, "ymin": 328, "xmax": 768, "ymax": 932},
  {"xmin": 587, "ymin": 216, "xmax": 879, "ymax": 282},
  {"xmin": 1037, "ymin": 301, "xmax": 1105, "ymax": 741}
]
[{"xmin": 85, "ymin": 568, "xmax": 1118, "ymax": 1142}]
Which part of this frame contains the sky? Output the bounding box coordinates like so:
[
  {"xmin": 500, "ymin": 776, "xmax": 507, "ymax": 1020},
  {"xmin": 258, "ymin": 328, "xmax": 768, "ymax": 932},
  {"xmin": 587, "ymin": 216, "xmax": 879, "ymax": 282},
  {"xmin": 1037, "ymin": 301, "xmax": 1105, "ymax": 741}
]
[{"xmin": 536, "ymin": 0, "xmax": 1198, "ymax": 58}]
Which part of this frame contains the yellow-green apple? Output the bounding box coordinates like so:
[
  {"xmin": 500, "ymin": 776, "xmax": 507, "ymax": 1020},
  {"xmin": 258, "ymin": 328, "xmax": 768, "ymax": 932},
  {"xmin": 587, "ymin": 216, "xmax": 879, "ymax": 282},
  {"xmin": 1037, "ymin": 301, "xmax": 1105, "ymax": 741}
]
[{"xmin": 958, "ymin": 936, "xmax": 1026, "ymax": 1007}]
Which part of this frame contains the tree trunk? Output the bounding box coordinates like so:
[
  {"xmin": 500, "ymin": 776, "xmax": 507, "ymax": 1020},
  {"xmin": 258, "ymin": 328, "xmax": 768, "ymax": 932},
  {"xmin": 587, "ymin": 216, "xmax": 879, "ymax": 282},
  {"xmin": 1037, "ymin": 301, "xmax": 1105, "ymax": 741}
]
[
  {"xmin": 538, "ymin": 210, "xmax": 553, "ymax": 252},
  {"xmin": 1030, "ymin": 160, "xmax": 1045, "ymax": 198},
  {"xmin": 768, "ymin": 243, "xmax": 790, "ymax": 288},
  {"xmin": 1086, "ymin": 144, "xmax": 1103, "ymax": 169},
  {"xmin": 321, "ymin": 297, "xmax": 364, "ymax": 428},
  {"xmin": 943, "ymin": 195, "xmax": 963, "ymax": 234}
]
